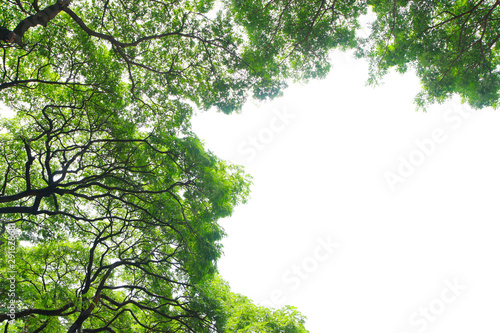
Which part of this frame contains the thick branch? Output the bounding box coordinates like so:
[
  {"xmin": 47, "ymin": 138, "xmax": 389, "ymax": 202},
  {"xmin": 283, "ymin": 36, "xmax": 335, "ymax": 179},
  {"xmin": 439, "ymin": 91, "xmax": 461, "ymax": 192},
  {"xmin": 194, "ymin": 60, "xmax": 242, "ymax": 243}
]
[
  {"xmin": 0, "ymin": 79, "xmax": 95, "ymax": 92},
  {"xmin": 0, "ymin": 27, "xmax": 16, "ymax": 43},
  {"xmin": 1, "ymin": 0, "xmax": 71, "ymax": 44},
  {"xmin": 62, "ymin": 8, "xmax": 185, "ymax": 48},
  {"xmin": 0, "ymin": 302, "xmax": 75, "ymax": 322}
]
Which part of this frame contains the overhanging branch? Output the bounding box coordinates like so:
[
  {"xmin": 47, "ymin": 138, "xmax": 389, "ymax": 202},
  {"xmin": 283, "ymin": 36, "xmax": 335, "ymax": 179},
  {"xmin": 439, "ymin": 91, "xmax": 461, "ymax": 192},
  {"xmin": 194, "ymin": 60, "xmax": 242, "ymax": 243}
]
[{"xmin": 1, "ymin": 0, "xmax": 71, "ymax": 44}]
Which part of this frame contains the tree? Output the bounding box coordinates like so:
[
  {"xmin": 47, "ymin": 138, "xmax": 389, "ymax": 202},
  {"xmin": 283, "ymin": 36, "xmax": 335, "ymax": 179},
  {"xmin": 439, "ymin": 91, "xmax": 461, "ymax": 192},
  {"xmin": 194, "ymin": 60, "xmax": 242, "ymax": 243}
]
[
  {"xmin": 362, "ymin": 0, "xmax": 500, "ymax": 109},
  {"xmin": 196, "ymin": 275, "xmax": 309, "ymax": 333},
  {"xmin": 0, "ymin": 1, "xmax": 364, "ymax": 329},
  {"xmin": 2, "ymin": 0, "xmax": 498, "ymax": 331},
  {"xmin": 0, "ymin": 0, "xmax": 364, "ymax": 114},
  {"xmin": 0, "ymin": 94, "xmax": 251, "ymax": 332},
  {"xmin": 3, "ymin": 0, "xmax": 500, "ymax": 113},
  {"xmin": 1, "ymin": 1, "xmax": 359, "ymax": 331}
]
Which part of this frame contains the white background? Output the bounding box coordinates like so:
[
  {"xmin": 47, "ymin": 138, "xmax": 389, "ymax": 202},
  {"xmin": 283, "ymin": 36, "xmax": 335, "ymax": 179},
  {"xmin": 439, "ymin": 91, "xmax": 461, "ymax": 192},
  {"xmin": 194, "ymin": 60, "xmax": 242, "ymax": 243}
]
[{"xmin": 192, "ymin": 49, "xmax": 500, "ymax": 333}]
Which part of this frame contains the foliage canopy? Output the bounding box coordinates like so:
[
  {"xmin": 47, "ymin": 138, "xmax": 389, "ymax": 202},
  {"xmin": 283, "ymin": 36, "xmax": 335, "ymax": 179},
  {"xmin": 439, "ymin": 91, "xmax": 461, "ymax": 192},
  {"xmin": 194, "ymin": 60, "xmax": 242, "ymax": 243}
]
[
  {"xmin": 363, "ymin": 0, "xmax": 500, "ymax": 109},
  {"xmin": 1, "ymin": 0, "xmax": 500, "ymax": 332},
  {"xmin": 1, "ymin": 0, "xmax": 363, "ymax": 331}
]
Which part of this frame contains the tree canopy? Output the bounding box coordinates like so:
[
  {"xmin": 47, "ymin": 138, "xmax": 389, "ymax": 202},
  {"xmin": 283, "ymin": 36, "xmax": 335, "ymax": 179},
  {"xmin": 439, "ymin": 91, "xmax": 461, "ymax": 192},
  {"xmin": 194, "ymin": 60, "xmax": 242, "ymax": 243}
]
[
  {"xmin": 196, "ymin": 275, "xmax": 309, "ymax": 332},
  {"xmin": 1, "ymin": 0, "xmax": 500, "ymax": 332},
  {"xmin": 1, "ymin": 0, "xmax": 363, "ymax": 331},
  {"xmin": 1, "ymin": 0, "xmax": 499, "ymax": 110},
  {"xmin": 362, "ymin": 0, "xmax": 500, "ymax": 109},
  {"xmin": 0, "ymin": 85, "xmax": 252, "ymax": 331},
  {"xmin": 0, "ymin": 0, "xmax": 365, "ymax": 115}
]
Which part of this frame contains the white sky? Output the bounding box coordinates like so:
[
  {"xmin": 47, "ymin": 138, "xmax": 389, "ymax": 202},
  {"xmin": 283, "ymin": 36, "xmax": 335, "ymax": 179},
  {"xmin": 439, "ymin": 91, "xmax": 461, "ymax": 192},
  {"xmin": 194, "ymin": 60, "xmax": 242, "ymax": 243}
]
[{"xmin": 191, "ymin": 49, "xmax": 500, "ymax": 333}]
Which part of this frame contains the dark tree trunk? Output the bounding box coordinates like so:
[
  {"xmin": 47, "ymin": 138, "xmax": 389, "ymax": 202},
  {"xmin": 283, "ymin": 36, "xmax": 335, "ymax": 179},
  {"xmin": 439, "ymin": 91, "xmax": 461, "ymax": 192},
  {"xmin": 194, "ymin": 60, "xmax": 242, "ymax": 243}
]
[
  {"xmin": 1, "ymin": 0, "xmax": 71, "ymax": 44},
  {"xmin": 0, "ymin": 27, "xmax": 16, "ymax": 43}
]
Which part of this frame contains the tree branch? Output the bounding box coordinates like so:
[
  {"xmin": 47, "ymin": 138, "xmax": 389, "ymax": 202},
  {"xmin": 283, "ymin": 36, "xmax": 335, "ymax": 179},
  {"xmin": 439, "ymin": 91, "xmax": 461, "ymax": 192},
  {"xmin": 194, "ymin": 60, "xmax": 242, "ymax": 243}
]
[
  {"xmin": 62, "ymin": 8, "xmax": 186, "ymax": 48},
  {"xmin": 1, "ymin": 0, "xmax": 72, "ymax": 44}
]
